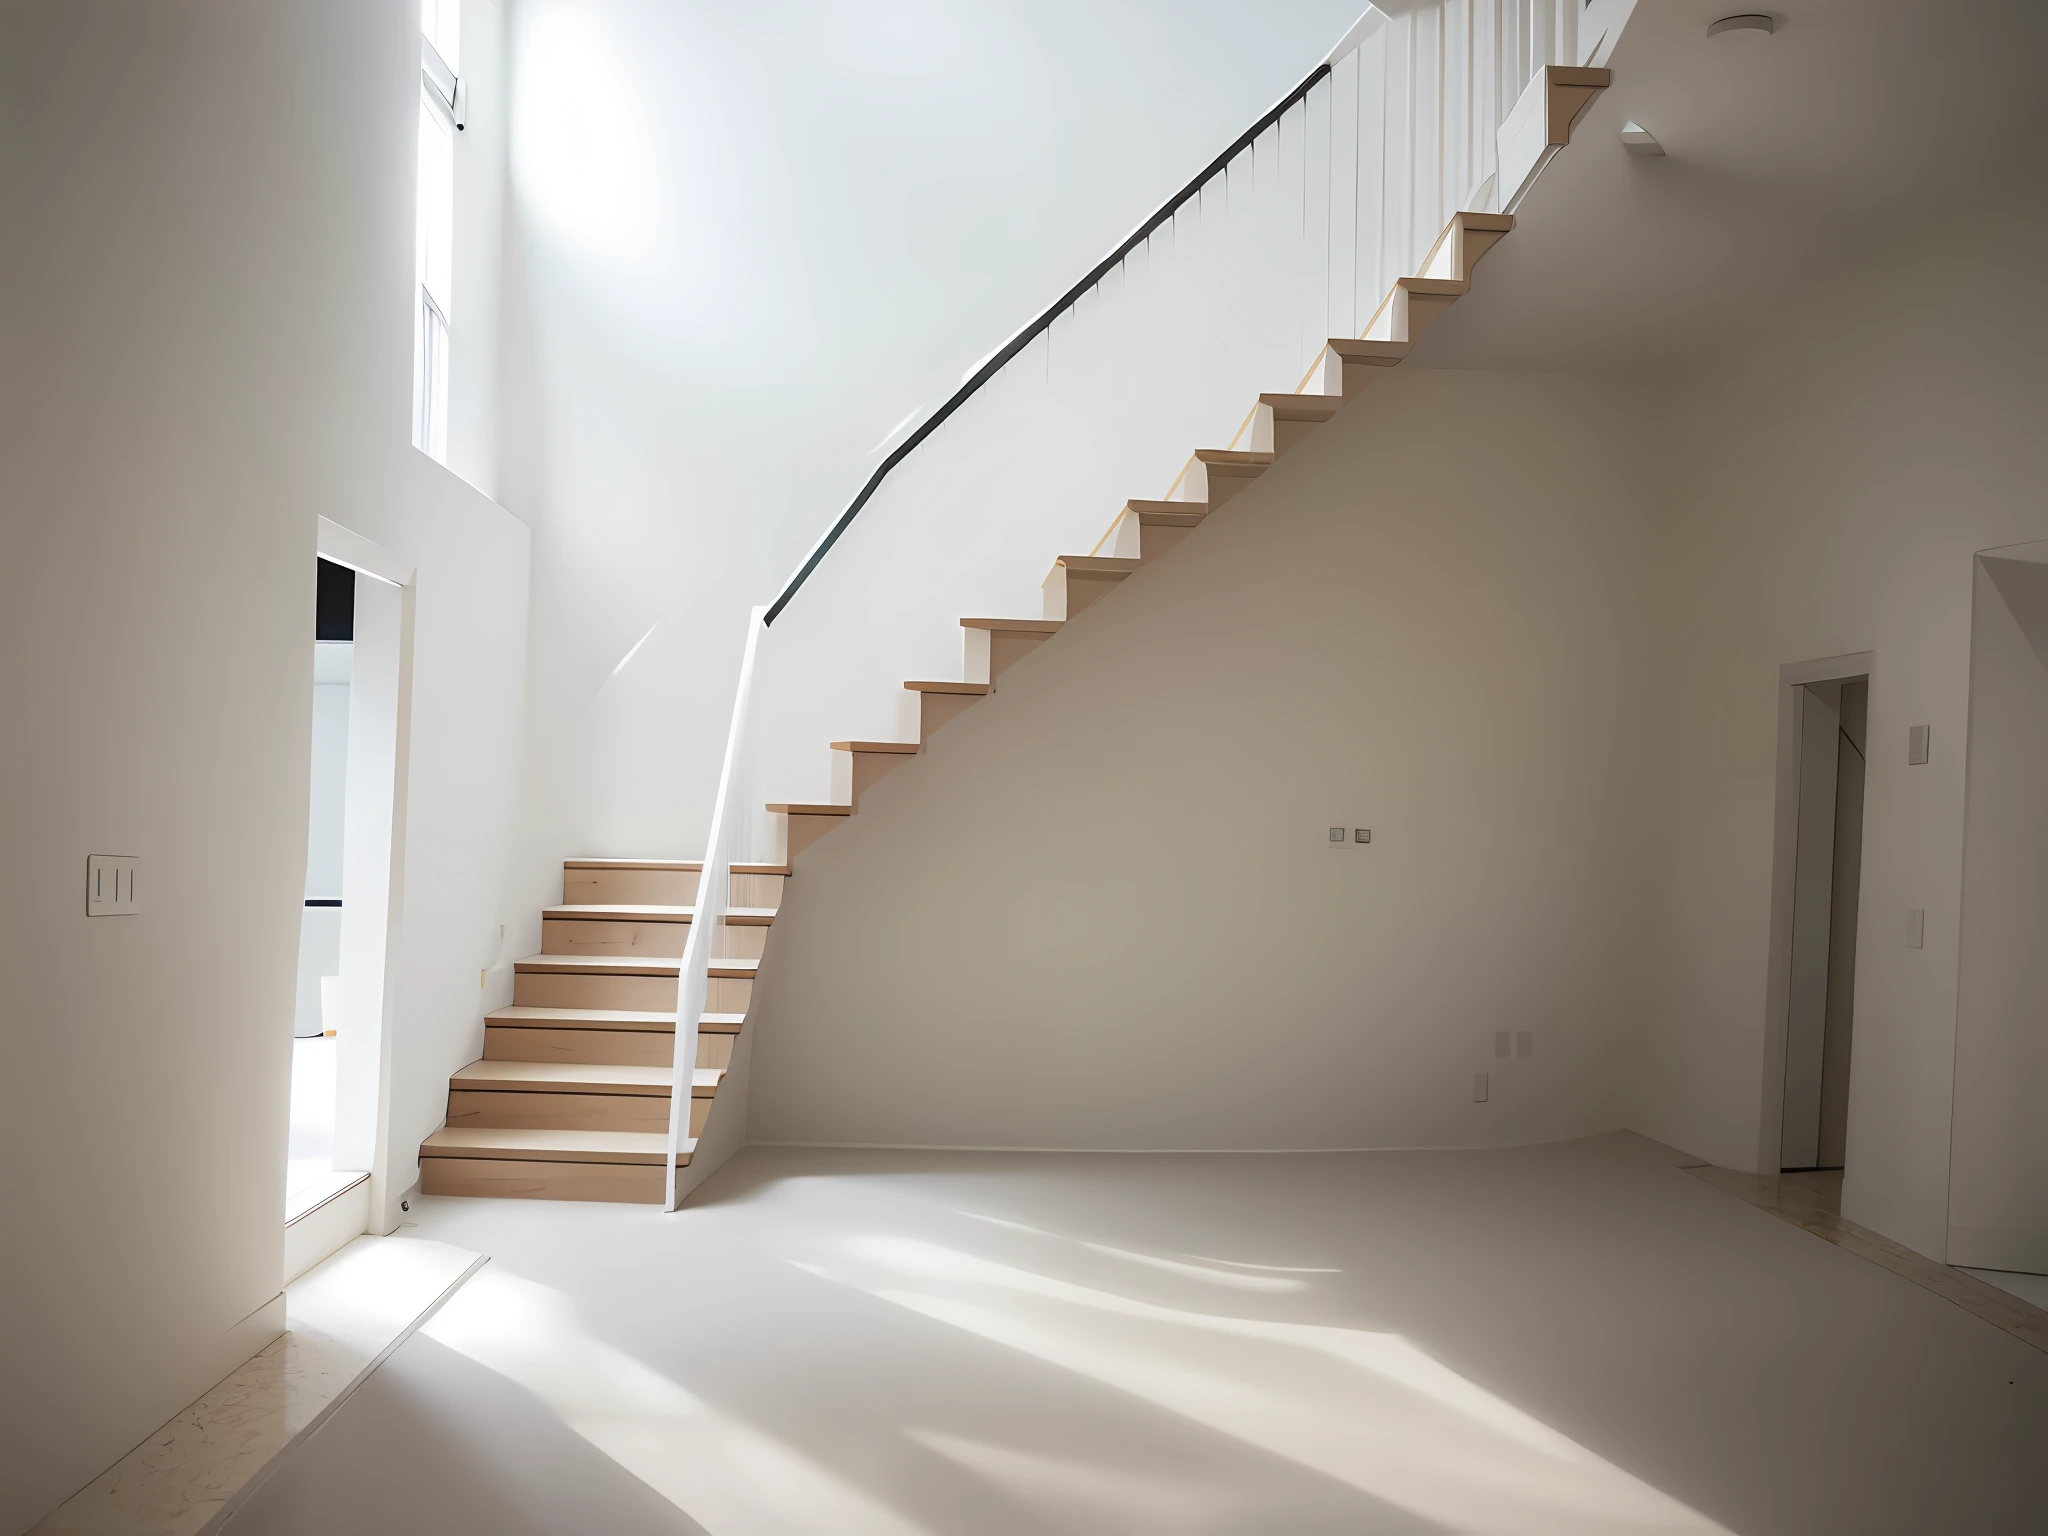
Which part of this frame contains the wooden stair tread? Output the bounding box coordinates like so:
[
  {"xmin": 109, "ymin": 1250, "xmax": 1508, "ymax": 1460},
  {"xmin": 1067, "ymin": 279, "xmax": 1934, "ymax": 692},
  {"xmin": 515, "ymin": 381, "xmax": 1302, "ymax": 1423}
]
[
  {"xmin": 1130, "ymin": 505, "xmax": 1204, "ymax": 528},
  {"xmin": 488, "ymin": 1005, "xmax": 676, "ymax": 1030},
  {"xmin": 906, "ymin": 679, "xmax": 991, "ymax": 694},
  {"xmin": 1328, "ymin": 338, "xmax": 1410, "ymax": 362},
  {"xmin": 564, "ymin": 859, "xmax": 702, "ymax": 871},
  {"xmin": 1397, "ymin": 275, "xmax": 1468, "ymax": 296},
  {"xmin": 420, "ymin": 1126, "xmax": 693, "ymax": 1165},
  {"xmin": 541, "ymin": 903, "xmax": 778, "ymax": 922},
  {"xmin": 1193, "ymin": 449, "xmax": 1275, "ymax": 467},
  {"xmin": 830, "ymin": 740, "xmax": 920, "ymax": 753},
  {"xmin": 960, "ymin": 617, "xmax": 1063, "ymax": 634},
  {"xmin": 484, "ymin": 1005, "xmax": 746, "ymax": 1031},
  {"xmin": 1260, "ymin": 392, "xmax": 1343, "ymax": 417},
  {"xmin": 516, "ymin": 953, "xmax": 681, "ymax": 976},
  {"xmin": 513, "ymin": 953, "xmax": 763, "ymax": 976},
  {"xmin": 450, "ymin": 1059, "xmax": 723, "ymax": 1095},
  {"xmin": 767, "ymin": 802, "xmax": 852, "ymax": 816},
  {"xmin": 543, "ymin": 903, "xmax": 694, "ymax": 921},
  {"xmin": 559, "ymin": 859, "xmax": 785, "ymax": 875},
  {"xmin": 1056, "ymin": 555, "xmax": 1141, "ymax": 574}
]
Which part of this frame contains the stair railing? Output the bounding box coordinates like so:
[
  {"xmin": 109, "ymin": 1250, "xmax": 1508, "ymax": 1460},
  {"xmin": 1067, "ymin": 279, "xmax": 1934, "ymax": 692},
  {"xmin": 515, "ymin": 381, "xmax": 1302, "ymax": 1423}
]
[{"xmin": 664, "ymin": 605, "xmax": 769, "ymax": 1209}]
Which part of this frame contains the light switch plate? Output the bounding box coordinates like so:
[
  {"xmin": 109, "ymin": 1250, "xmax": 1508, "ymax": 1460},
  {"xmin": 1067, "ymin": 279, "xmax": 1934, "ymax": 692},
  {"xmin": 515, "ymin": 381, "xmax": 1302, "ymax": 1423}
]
[
  {"xmin": 1494, "ymin": 1031, "xmax": 1511, "ymax": 1058},
  {"xmin": 87, "ymin": 855, "xmax": 139, "ymax": 916},
  {"xmin": 1328, "ymin": 826, "xmax": 1345, "ymax": 845},
  {"xmin": 1516, "ymin": 1029, "xmax": 1534, "ymax": 1059},
  {"xmin": 1908, "ymin": 725, "xmax": 1930, "ymax": 765},
  {"xmin": 1473, "ymin": 1071, "xmax": 1490, "ymax": 1103},
  {"xmin": 1906, "ymin": 907, "xmax": 1925, "ymax": 949}
]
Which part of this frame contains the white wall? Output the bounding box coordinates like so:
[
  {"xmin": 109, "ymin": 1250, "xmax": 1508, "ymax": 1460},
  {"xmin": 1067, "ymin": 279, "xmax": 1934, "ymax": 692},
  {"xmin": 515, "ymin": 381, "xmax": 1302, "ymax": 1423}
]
[
  {"xmin": 0, "ymin": 3, "xmax": 529, "ymax": 1529},
  {"xmin": 1629, "ymin": 195, "xmax": 2048, "ymax": 1259},
  {"xmin": 1937, "ymin": 551, "xmax": 2048, "ymax": 1272},
  {"xmin": 364, "ymin": 452, "xmax": 532, "ymax": 1228},
  {"xmin": 493, "ymin": 0, "xmax": 1363, "ymax": 907},
  {"xmin": 746, "ymin": 367, "xmax": 1649, "ymax": 1150}
]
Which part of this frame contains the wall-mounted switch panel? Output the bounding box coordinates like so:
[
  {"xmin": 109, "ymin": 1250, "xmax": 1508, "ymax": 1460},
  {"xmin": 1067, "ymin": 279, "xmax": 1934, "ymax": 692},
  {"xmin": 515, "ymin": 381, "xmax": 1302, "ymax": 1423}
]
[
  {"xmin": 1354, "ymin": 828, "xmax": 1371, "ymax": 843},
  {"xmin": 1328, "ymin": 826, "xmax": 1346, "ymax": 844},
  {"xmin": 1908, "ymin": 725, "xmax": 1930, "ymax": 765},
  {"xmin": 1516, "ymin": 1029, "xmax": 1534, "ymax": 1059},
  {"xmin": 1906, "ymin": 908, "xmax": 1925, "ymax": 949},
  {"xmin": 1472, "ymin": 1071, "xmax": 1490, "ymax": 1103},
  {"xmin": 87, "ymin": 855, "xmax": 139, "ymax": 916},
  {"xmin": 1494, "ymin": 1031, "xmax": 1511, "ymax": 1058}
]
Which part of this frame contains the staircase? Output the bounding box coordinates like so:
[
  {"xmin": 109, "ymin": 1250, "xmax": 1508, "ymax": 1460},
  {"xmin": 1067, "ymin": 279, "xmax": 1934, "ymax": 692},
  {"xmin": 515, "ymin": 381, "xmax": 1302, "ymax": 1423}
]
[
  {"xmin": 767, "ymin": 207, "xmax": 1528, "ymax": 859},
  {"xmin": 417, "ymin": 858, "xmax": 785, "ymax": 1202},
  {"xmin": 417, "ymin": 63, "xmax": 1609, "ymax": 1205}
]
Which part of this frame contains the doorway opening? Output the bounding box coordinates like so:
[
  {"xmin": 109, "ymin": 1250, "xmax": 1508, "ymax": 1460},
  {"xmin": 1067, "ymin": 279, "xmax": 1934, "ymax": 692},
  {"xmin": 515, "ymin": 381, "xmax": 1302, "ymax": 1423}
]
[
  {"xmin": 286, "ymin": 558, "xmax": 359, "ymax": 1232},
  {"xmin": 285, "ymin": 521, "xmax": 415, "ymax": 1282},
  {"xmin": 1779, "ymin": 674, "xmax": 1868, "ymax": 1177}
]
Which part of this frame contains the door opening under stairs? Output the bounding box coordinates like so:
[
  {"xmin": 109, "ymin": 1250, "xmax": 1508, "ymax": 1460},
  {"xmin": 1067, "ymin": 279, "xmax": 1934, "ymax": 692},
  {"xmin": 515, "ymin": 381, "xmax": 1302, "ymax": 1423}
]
[{"xmin": 1780, "ymin": 676, "xmax": 1868, "ymax": 1174}]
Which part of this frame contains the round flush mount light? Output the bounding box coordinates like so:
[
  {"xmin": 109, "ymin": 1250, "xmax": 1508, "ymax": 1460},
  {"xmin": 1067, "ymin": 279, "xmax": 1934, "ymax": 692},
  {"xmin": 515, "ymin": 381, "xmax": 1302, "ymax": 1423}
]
[{"xmin": 1707, "ymin": 13, "xmax": 1777, "ymax": 38}]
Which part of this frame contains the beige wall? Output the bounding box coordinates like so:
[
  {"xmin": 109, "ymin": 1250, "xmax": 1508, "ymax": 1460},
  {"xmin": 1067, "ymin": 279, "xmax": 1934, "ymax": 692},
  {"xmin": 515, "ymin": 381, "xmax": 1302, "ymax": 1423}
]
[
  {"xmin": 747, "ymin": 368, "xmax": 1651, "ymax": 1151},
  {"xmin": 0, "ymin": 4, "xmax": 529, "ymax": 1529},
  {"xmin": 1630, "ymin": 197, "xmax": 2048, "ymax": 1258},
  {"xmin": 746, "ymin": 191, "xmax": 2048, "ymax": 1271}
]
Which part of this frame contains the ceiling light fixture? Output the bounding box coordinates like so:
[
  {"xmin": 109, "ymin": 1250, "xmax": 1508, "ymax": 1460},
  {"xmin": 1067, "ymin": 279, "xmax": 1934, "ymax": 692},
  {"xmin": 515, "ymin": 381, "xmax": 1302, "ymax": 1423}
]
[{"xmin": 1707, "ymin": 14, "xmax": 1776, "ymax": 39}]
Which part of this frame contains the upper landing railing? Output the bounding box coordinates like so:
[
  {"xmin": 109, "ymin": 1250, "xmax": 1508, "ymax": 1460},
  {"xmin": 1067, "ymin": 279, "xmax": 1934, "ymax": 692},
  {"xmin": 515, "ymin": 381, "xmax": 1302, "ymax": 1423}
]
[
  {"xmin": 762, "ymin": 0, "xmax": 1621, "ymax": 630},
  {"xmin": 761, "ymin": 58, "xmax": 1335, "ymax": 627}
]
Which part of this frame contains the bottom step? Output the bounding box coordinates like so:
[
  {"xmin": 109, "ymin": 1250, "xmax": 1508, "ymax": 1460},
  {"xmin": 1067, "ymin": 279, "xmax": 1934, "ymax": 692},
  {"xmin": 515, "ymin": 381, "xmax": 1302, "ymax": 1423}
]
[{"xmin": 418, "ymin": 1127, "xmax": 694, "ymax": 1205}]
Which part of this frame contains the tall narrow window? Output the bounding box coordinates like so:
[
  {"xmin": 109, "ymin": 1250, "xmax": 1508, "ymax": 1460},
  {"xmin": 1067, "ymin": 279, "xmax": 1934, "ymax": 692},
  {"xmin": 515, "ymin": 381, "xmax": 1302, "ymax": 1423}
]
[{"xmin": 414, "ymin": 2, "xmax": 461, "ymax": 462}]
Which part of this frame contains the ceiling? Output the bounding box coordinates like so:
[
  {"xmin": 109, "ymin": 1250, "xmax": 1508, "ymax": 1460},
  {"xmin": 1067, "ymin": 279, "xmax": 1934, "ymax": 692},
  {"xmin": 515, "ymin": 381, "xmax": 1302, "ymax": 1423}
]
[{"xmin": 1416, "ymin": 0, "xmax": 2048, "ymax": 373}]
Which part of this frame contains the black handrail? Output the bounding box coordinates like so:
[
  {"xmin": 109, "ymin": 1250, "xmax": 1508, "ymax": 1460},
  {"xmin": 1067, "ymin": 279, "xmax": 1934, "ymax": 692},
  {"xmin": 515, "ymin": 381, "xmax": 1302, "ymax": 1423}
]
[{"xmin": 763, "ymin": 59, "xmax": 1334, "ymax": 626}]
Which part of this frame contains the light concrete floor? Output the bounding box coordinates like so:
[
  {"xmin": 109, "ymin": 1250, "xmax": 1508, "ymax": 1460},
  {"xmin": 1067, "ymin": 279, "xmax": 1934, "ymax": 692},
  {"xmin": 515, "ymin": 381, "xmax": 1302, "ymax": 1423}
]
[{"xmin": 222, "ymin": 1133, "xmax": 2048, "ymax": 1535}]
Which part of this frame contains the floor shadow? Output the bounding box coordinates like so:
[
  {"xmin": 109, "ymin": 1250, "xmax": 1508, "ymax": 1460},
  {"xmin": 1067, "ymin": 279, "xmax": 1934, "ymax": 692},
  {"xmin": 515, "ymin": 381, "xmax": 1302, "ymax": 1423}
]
[{"xmin": 221, "ymin": 1334, "xmax": 709, "ymax": 1536}]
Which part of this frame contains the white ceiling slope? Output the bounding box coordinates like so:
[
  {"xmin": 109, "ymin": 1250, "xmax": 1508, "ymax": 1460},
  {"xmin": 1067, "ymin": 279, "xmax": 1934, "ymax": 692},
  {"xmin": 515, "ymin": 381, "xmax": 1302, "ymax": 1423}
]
[{"xmin": 1417, "ymin": 0, "xmax": 2048, "ymax": 372}]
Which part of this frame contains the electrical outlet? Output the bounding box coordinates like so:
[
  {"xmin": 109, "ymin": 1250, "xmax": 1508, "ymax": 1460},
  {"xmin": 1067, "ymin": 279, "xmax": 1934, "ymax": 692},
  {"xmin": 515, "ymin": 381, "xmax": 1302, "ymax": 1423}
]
[
  {"xmin": 1328, "ymin": 826, "xmax": 1346, "ymax": 845},
  {"xmin": 1354, "ymin": 828, "xmax": 1371, "ymax": 843},
  {"xmin": 86, "ymin": 855, "xmax": 139, "ymax": 916}
]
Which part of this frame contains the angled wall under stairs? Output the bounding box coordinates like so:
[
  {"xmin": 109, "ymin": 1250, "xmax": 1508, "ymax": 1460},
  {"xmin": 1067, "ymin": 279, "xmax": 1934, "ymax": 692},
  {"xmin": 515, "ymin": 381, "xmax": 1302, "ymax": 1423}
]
[
  {"xmin": 746, "ymin": 365, "xmax": 1646, "ymax": 1151},
  {"xmin": 729, "ymin": 74, "xmax": 1647, "ymax": 1150}
]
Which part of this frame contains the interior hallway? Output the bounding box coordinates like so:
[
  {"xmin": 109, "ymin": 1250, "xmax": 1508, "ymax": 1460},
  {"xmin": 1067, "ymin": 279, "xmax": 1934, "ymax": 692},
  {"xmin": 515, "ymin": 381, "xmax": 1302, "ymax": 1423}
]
[{"xmin": 223, "ymin": 1134, "xmax": 2046, "ymax": 1535}]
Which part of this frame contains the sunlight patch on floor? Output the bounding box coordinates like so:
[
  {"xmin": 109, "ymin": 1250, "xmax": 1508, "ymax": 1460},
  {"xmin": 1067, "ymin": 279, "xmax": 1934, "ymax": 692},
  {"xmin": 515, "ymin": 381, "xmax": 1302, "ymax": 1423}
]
[
  {"xmin": 795, "ymin": 1232, "xmax": 1732, "ymax": 1535},
  {"xmin": 421, "ymin": 1269, "xmax": 933, "ymax": 1536},
  {"xmin": 906, "ymin": 1428, "xmax": 1251, "ymax": 1530}
]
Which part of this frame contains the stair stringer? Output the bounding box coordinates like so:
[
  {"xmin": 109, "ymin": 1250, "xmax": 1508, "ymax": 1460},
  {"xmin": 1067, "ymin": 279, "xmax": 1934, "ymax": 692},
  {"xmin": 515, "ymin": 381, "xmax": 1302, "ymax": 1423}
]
[{"xmin": 673, "ymin": 945, "xmax": 762, "ymax": 1205}]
